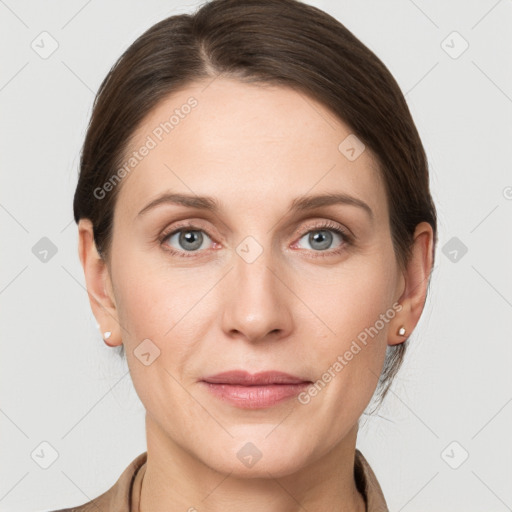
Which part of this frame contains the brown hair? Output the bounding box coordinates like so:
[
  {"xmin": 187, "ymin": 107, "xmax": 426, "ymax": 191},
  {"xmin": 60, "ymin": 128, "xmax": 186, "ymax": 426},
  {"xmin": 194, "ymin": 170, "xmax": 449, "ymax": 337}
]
[{"xmin": 73, "ymin": 0, "xmax": 438, "ymax": 407}]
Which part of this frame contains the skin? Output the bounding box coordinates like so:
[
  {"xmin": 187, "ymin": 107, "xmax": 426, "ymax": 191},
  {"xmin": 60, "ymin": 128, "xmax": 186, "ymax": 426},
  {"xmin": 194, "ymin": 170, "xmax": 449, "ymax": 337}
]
[{"xmin": 78, "ymin": 77, "xmax": 433, "ymax": 512}]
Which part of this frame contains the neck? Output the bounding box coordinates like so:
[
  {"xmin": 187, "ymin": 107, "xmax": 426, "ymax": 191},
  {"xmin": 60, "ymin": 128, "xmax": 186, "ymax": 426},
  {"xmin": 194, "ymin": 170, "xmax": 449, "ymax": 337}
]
[{"xmin": 139, "ymin": 415, "xmax": 366, "ymax": 512}]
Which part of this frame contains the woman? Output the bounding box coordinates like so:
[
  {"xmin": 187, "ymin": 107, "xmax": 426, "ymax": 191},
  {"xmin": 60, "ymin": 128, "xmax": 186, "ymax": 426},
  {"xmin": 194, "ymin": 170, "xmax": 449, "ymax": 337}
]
[{"xmin": 55, "ymin": 0, "xmax": 437, "ymax": 510}]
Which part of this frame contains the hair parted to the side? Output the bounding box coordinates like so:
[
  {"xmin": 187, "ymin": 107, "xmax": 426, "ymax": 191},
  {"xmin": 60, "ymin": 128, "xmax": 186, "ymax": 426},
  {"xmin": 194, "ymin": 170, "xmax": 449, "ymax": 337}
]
[{"xmin": 73, "ymin": 0, "xmax": 438, "ymax": 408}]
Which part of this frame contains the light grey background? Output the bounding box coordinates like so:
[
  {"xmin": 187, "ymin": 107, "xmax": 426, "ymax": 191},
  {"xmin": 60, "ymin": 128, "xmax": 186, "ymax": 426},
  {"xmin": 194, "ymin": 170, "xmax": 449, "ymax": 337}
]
[{"xmin": 1, "ymin": 0, "xmax": 511, "ymax": 511}]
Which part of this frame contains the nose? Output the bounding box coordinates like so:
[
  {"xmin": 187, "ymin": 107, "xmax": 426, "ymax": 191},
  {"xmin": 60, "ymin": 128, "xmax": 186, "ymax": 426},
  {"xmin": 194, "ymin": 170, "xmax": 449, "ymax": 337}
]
[{"xmin": 220, "ymin": 243, "xmax": 293, "ymax": 344}]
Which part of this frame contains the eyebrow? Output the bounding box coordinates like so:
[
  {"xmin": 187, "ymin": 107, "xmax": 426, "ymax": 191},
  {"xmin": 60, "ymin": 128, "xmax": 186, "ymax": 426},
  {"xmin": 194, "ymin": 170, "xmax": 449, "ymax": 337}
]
[{"xmin": 136, "ymin": 191, "xmax": 374, "ymax": 220}]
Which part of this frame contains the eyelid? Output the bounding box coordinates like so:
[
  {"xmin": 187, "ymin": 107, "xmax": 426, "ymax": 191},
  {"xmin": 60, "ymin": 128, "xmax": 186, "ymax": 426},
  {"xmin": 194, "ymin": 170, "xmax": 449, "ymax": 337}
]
[
  {"xmin": 159, "ymin": 219, "xmax": 348, "ymax": 241},
  {"xmin": 158, "ymin": 218, "xmax": 353, "ymax": 257},
  {"xmin": 159, "ymin": 218, "xmax": 212, "ymax": 237},
  {"xmin": 158, "ymin": 220, "xmax": 216, "ymax": 247},
  {"xmin": 294, "ymin": 218, "xmax": 350, "ymax": 239}
]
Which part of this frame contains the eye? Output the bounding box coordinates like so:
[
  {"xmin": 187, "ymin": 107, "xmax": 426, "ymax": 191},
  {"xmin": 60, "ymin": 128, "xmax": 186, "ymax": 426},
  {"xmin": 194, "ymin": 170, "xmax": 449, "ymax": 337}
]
[
  {"xmin": 160, "ymin": 223, "xmax": 215, "ymax": 257},
  {"xmin": 159, "ymin": 220, "xmax": 352, "ymax": 259},
  {"xmin": 294, "ymin": 221, "xmax": 351, "ymax": 256}
]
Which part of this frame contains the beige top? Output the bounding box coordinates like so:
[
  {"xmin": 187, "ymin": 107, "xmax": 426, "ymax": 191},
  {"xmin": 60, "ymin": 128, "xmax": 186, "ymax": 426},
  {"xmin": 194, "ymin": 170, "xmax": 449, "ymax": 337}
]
[{"xmin": 49, "ymin": 449, "xmax": 388, "ymax": 511}]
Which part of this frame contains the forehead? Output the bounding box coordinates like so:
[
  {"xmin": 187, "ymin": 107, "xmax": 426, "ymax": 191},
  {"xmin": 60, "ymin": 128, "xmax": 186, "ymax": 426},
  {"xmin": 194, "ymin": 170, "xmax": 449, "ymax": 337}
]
[{"xmin": 114, "ymin": 77, "xmax": 387, "ymax": 222}]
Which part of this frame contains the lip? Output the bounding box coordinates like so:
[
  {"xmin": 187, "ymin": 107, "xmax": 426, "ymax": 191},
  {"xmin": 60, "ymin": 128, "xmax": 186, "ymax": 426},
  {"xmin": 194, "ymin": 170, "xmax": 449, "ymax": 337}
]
[
  {"xmin": 201, "ymin": 370, "xmax": 310, "ymax": 386},
  {"xmin": 200, "ymin": 370, "xmax": 312, "ymax": 409}
]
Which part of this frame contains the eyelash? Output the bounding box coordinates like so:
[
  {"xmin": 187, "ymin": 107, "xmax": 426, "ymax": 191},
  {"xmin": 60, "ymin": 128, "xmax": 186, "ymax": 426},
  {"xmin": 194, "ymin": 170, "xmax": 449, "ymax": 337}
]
[{"xmin": 158, "ymin": 220, "xmax": 353, "ymax": 259}]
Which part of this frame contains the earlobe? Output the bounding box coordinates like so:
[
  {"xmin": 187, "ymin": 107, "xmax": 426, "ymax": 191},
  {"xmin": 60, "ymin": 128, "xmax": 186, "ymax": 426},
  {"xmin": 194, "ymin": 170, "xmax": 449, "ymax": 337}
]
[
  {"xmin": 77, "ymin": 219, "xmax": 122, "ymax": 347},
  {"xmin": 388, "ymin": 222, "xmax": 434, "ymax": 346}
]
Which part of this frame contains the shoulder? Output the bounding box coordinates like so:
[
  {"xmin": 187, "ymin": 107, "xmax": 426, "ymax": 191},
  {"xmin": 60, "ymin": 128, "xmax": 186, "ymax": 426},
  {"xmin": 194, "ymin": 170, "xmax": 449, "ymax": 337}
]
[
  {"xmin": 45, "ymin": 452, "xmax": 147, "ymax": 512},
  {"xmin": 354, "ymin": 448, "xmax": 389, "ymax": 512}
]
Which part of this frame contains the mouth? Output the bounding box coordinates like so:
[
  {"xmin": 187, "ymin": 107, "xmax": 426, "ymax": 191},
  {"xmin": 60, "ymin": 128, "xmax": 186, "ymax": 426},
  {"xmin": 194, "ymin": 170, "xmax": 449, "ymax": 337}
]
[{"xmin": 200, "ymin": 370, "xmax": 312, "ymax": 409}]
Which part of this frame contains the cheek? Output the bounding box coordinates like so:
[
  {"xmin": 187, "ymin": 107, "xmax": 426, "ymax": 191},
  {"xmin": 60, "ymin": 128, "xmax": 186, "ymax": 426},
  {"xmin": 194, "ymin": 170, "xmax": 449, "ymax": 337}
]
[
  {"xmin": 299, "ymin": 254, "xmax": 396, "ymax": 345},
  {"xmin": 112, "ymin": 255, "xmax": 210, "ymax": 371},
  {"xmin": 297, "ymin": 254, "xmax": 395, "ymax": 398},
  {"xmin": 112, "ymin": 263, "xmax": 203, "ymax": 413},
  {"xmin": 111, "ymin": 245, "xmax": 188, "ymax": 336}
]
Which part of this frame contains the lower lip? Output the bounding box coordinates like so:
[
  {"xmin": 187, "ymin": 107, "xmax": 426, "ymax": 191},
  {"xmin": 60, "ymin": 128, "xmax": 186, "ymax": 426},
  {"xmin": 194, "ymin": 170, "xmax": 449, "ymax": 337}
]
[{"xmin": 201, "ymin": 382, "xmax": 310, "ymax": 409}]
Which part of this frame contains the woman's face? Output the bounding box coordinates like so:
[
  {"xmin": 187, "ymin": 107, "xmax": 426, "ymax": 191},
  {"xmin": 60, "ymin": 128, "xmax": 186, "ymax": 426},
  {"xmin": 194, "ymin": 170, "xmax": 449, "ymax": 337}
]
[{"xmin": 89, "ymin": 78, "xmax": 409, "ymax": 476}]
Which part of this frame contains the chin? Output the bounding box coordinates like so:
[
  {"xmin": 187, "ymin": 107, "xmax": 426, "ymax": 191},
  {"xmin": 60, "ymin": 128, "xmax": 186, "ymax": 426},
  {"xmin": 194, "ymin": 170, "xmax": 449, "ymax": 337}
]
[
  {"xmin": 197, "ymin": 429, "xmax": 315, "ymax": 478},
  {"xmin": 214, "ymin": 450, "xmax": 309, "ymax": 479}
]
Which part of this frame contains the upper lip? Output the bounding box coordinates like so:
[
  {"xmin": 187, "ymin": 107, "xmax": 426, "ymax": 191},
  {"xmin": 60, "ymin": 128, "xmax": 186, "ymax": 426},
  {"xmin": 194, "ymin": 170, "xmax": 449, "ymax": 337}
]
[{"xmin": 201, "ymin": 370, "xmax": 311, "ymax": 386}]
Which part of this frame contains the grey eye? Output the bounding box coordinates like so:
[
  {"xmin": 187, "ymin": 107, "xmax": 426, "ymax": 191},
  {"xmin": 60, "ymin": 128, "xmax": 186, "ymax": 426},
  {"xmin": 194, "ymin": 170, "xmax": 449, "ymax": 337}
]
[
  {"xmin": 167, "ymin": 230, "xmax": 211, "ymax": 252},
  {"xmin": 297, "ymin": 229, "xmax": 342, "ymax": 251}
]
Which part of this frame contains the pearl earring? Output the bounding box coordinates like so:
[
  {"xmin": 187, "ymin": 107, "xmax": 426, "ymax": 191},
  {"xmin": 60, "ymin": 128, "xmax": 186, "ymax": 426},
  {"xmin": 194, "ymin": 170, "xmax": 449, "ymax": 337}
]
[
  {"xmin": 103, "ymin": 331, "xmax": 112, "ymax": 340},
  {"xmin": 397, "ymin": 326, "xmax": 406, "ymax": 336}
]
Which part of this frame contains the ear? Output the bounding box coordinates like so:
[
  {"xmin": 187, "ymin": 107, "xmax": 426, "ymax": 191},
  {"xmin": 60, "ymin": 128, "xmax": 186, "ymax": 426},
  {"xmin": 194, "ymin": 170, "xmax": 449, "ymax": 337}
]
[
  {"xmin": 389, "ymin": 221, "xmax": 434, "ymax": 346},
  {"xmin": 77, "ymin": 218, "xmax": 122, "ymax": 347}
]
